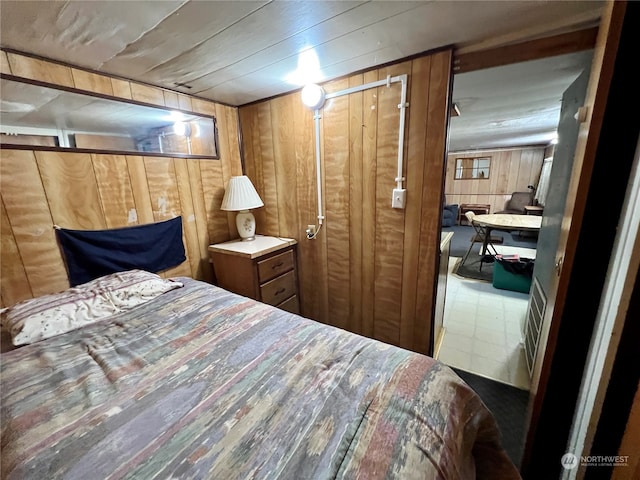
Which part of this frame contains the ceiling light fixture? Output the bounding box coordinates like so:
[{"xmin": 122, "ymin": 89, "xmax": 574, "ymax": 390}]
[{"xmin": 301, "ymin": 83, "xmax": 325, "ymax": 109}]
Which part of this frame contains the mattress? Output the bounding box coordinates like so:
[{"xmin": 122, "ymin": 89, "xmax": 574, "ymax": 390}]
[{"xmin": 1, "ymin": 277, "xmax": 520, "ymax": 479}]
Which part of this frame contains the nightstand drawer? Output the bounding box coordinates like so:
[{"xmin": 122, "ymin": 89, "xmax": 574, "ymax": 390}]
[
  {"xmin": 257, "ymin": 249, "xmax": 294, "ymax": 283},
  {"xmin": 260, "ymin": 270, "xmax": 296, "ymax": 306},
  {"xmin": 276, "ymin": 295, "xmax": 300, "ymax": 314}
]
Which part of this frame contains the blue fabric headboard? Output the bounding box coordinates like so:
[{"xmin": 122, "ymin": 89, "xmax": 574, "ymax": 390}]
[{"xmin": 55, "ymin": 217, "xmax": 186, "ymax": 286}]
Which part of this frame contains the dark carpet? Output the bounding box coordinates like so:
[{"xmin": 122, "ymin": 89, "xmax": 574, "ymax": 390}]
[
  {"xmin": 443, "ymin": 225, "xmax": 537, "ymax": 282},
  {"xmin": 454, "ymin": 255, "xmax": 495, "ymax": 282},
  {"xmin": 453, "ymin": 368, "xmax": 529, "ymax": 468}
]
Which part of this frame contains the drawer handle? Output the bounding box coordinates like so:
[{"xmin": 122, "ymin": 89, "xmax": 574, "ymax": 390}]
[
  {"xmin": 275, "ymin": 288, "xmax": 286, "ymax": 295},
  {"xmin": 272, "ymin": 262, "xmax": 284, "ymax": 269}
]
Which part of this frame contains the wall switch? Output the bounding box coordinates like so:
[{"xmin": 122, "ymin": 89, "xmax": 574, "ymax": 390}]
[{"xmin": 392, "ymin": 188, "xmax": 406, "ymax": 209}]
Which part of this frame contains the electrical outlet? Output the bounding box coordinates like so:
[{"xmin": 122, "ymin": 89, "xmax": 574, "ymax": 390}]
[
  {"xmin": 306, "ymin": 224, "xmax": 317, "ymax": 238},
  {"xmin": 392, "ymin": 188, "xmax": 406, "ymax": 209}
]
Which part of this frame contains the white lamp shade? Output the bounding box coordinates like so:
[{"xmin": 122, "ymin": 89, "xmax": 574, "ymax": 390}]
[{"xmin": 220, "ymin": 176, "xmax": 264, "ymax": 211}]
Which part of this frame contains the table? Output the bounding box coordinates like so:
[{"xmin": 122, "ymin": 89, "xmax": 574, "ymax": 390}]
[
  {"xmin": 458, "ymin": 203, "xmax": 491, "ymax": 225},
  {"xmin": 472, "ymin": 214, "xmax": 542, "ymax": 259}
]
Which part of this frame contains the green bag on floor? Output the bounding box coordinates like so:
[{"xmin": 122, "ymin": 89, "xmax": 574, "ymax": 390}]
[{"xmin": 493, "ymin": 257, "xmax": 534, "ymax": 293}]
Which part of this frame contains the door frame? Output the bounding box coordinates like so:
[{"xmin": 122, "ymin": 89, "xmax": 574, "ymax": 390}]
[{"xmin": 521, "ymin": 1, "xmax": 639, "ymax": 477}]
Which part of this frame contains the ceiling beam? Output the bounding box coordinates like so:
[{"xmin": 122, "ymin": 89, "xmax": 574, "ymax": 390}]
[{"xmin": 453, "ymin": 27, "xmax": 598, "ymax": 74}]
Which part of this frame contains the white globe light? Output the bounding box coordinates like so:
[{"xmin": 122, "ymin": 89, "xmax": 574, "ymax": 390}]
[{"xmin": 301, "ymin": 83, "xmax": 325, "ymax": 109}]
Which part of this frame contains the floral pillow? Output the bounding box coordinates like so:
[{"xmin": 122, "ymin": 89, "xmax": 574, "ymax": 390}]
[{"xmin": 1, "ymin": 270, "xmax": 183, "ymax": 346}]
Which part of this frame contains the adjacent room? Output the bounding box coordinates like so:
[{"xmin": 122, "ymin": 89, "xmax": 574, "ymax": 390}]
[{"xmin": 1, "ymin": 2, "xmax": 638, "ymax": 479}]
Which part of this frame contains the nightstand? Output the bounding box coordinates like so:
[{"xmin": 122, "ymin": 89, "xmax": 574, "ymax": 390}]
[{"xmin": 208, "ymin": 235, "xmax": 300, "ymax": 314}]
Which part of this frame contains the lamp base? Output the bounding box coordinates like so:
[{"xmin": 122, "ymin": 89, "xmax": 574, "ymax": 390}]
[{"xmin": 235, "ymin": 210, "xmax": 256, "ymax": 241}]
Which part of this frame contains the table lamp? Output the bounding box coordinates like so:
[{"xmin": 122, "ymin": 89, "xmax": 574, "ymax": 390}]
[{"xmin": 220, "ymin": 175, "xmax": 264, "ymax": 241}]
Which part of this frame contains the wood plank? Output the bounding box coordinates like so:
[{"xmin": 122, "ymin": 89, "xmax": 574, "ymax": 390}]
[
  {"xmin": 399, "ymin": 55, "xmax": 431, "ymax": 350},
  {"xmin": 74, "ymin": 133, "xmax": 135, "ymax": 151},
  {"xmin": 373, "ymin": 62, "xmax": 409, "ymax": 345},
  {"xmin": 7, "ymin": 53, "xmax": 74, "ymax": 87},
  {"xmin": 291, "ymin": 93, "xmax": 322, "ymax": 321},
  {"xmin": 0, "ymin": 51, "xmax": 12, "ymax": 75},
  {"xmin": 174, "ymin": 158, "xmax": 202, "ymax": 279},
  {"xmin": 224, "ymin": 105, "xmax": 243, "ymax": 176},
  {"xmin": 126, "ymin": 155, "xmax": 155, "ymax": 225},
  {"xmin": 200, "ymin": 160, "xmax": 230, "ymax": 246},
  {"xmin": 258, "ymin": 102, "xmax": 280, "ymax": 235},
  {"xmin": 454, "ymin": 27, "xmax": 598, "ymax": 74},
  {"xmin": 130, "ymin": 83, "xmax": 166, "ymax": 106},
  {"xmin": 92, "ymin": 154, "xmax": 137, "ymax": 228},
  {"xmin": 35, "ymin": 151, "xmax": 106, "ymax": 230},
  {"xmin": 111, "ymin": 78, "xmax": 133, "ymax": 100},
  {"xmin": 348, "ymin": 73, "xmax": 364, "ymax": 335},
  {"xmin": 143, "ymin": 157, "xmax": 181, "ymax": 221},
  {"xmin": 163, "ymin": 91, "xmax": 180, "ymax": 109},
  {"xmin": 507, "ymin": 149, "xmax": 522, "ymax": 193},
  {"xmin": 270, "ymin": 95, "xmax": 298, "ymax": 238},
  {"xmin": 71, "ymin": 69, "xmax": 113, "ymax": 95},
  {"xmin": 178, "ymin": 94, "xmax": 193, "ymax": 112},
  {"xmin": 187, "ymin": 160, "xmax": 213, "ymax": 283},
  {"xmin": 0, "ymin": 198, "xmax": 33, "ymax": 306},
  {"xmin": 0, "ymin": 149, "xmax": 69, "ymax": 296},
  {"xmin": 414, "ymin": 50, "xmax": 452, "ymax": 354},
  {"xmin": 323, "ymin": 78, "xmax": 351, "ymax": 331},
  {"xmin": 214, "ymin": 103, "xmax": 238, "ymax": 236},
  {"xmin": 488, "ymin": 152, "xmax": 501, "ymax": 200},
  {"xmin": 239, "ymin": 105, "xmax": 264, "ymax": 233},
  {"xmin": 143, "ymin": 156, "xmax": 191, "ymax": 277},
  {"xmin": 361, "ymin": 69, "xmax": 379, "ymax": 339},
  {"xmin": 192, "ymin": 98, "xmax": 217, "ymax": 117}
]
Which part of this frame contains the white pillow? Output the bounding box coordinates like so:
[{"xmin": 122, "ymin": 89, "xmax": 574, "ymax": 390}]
[{"xmin": 1, "ymin": 270, "xmax": 183, "ymax": 346}]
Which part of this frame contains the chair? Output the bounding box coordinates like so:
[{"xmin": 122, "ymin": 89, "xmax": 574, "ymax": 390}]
[
  {"xmin": 460, "ymin": 211, "xmax": 500, "ymax": 271},
  {"xmin": 442, "ymin": 203, "xmax": 459, "ymax": 227},
  {"xmin": 441, "ymin": 194, "xmax": 459, "ymax": 227},
  {"xmin": 496, "ymin": 191, "xmax": 534, "ymax": 214}
]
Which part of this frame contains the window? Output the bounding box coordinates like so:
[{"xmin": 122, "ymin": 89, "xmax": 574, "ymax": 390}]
[{"xmin": 455, "ymin": 156, "xmax": 491, "ymax": 179}]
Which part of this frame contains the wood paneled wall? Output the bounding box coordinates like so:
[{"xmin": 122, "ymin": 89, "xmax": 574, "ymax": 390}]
[
  {"xmin": 239, "ymin": 50, "xmax": 452, "ymax": 354},
  {"xmin": 445, "ymin": 147, "xmax": 545, "ymax": 213},
  {"xmin": 0, "ymin": 52, "xmax": 243, "ymax": 307}
]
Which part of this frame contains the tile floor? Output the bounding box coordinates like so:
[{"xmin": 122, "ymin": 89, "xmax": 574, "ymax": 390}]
[{"xmin": 437, "ymin": 257, "xmax": 531, "ymax": 390}]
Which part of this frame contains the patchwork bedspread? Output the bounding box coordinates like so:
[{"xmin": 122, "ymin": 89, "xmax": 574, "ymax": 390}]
[{"xmin": 1, "ymin": 278, "xmax": 520, "ymax": 479}]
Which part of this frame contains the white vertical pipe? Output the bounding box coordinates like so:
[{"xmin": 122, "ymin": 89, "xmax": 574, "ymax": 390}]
[
  {"xmin": 314, "ymin": 110, "xmax": 324, "ymax": 225},
  {"xmin": 396, "ymin": 74, "xmax": 408, "ymax": 190}
]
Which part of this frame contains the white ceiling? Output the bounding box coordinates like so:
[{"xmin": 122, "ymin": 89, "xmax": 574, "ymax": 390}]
[
  {"xmin": 0, "ymin": 0, "xmax": 604, "ymax": 150},
  {"xmin": 449, "ymin": 50, "xmax": 594, "ymax": 151}
]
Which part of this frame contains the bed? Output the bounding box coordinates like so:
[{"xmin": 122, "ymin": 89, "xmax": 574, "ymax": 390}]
[{"xmin": 1, "ymin": 269, "xmax": 521, "ymax": 479}]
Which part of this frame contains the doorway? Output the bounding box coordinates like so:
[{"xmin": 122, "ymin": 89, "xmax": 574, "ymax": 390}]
[{"xmin": 437, "ymin": 50, "xmax": 593, "ymax": 392}]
